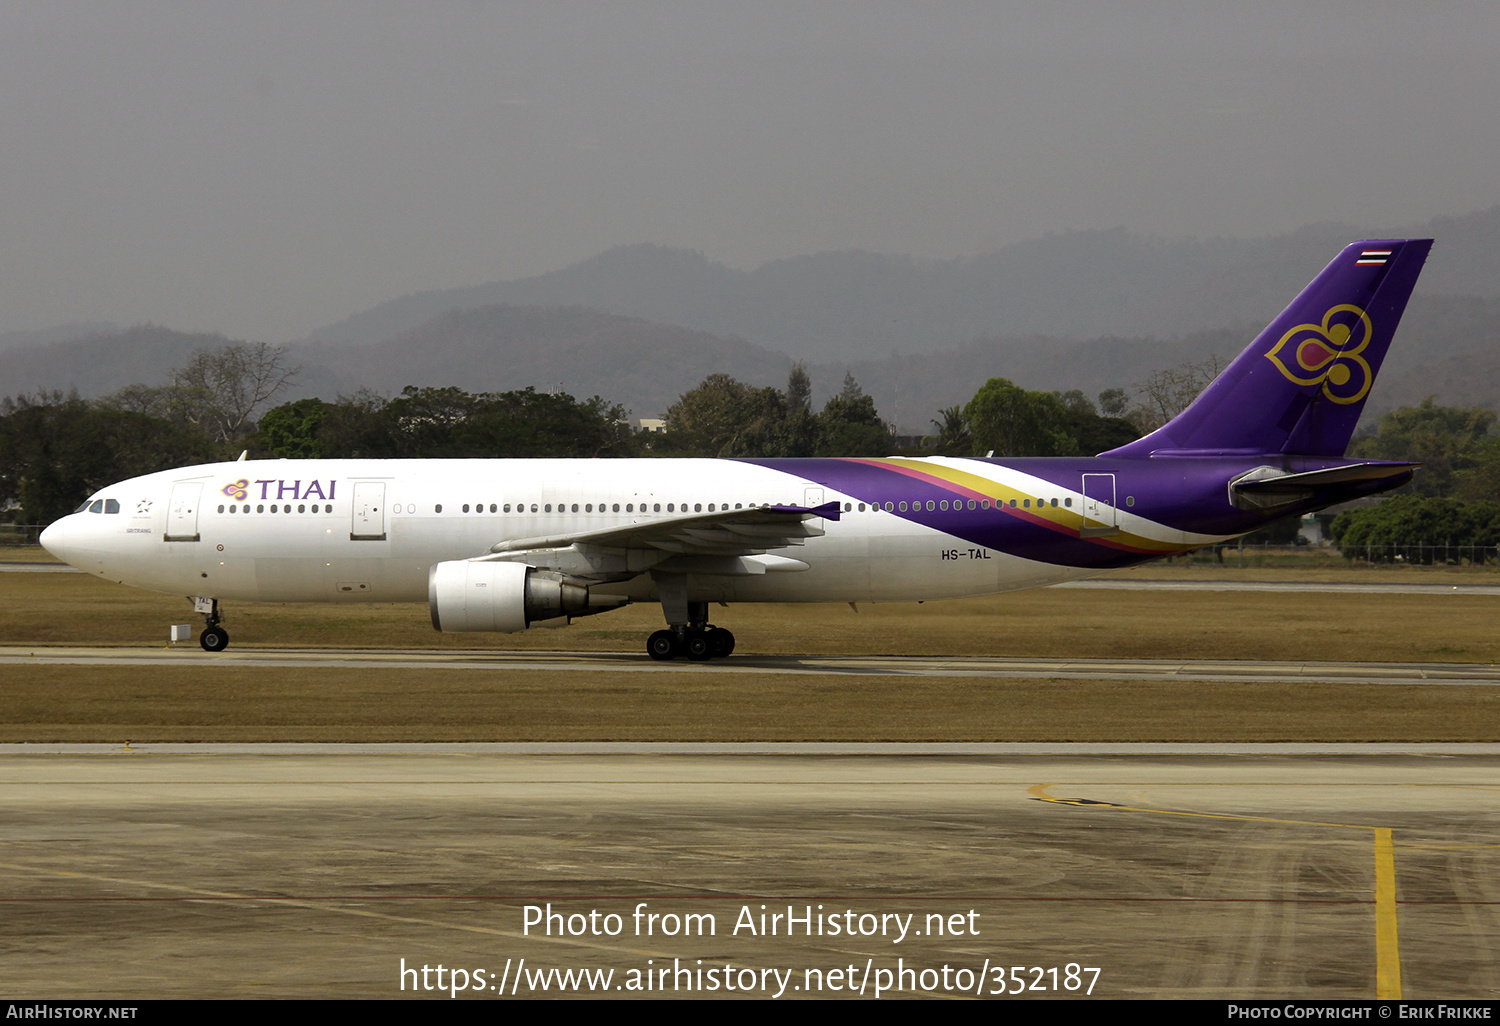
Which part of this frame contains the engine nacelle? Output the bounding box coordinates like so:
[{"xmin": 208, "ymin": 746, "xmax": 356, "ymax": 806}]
[{"xmin": 428, "ymin": 560, "xmax": 619, "ymax": 633}]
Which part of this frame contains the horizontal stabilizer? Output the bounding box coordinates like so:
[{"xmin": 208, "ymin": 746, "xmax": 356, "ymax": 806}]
[{"xmin": 1229, "ymin": 462, "xmax": 1417, "ymax": 511}]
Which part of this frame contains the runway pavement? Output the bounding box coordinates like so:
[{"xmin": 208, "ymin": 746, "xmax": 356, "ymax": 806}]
[
  {"xmin": 6, "ymin": 644, "xmax": 1500, "ymax": 686},
  {"xmin": 1, "ymin": 745, "xmax": 1496, "ymax": 1000}
]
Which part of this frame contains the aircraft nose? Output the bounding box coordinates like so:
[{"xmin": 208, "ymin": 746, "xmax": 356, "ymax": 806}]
[
  {"xmin": 39, "ymin": 518, "xmax": 66, "ymax": 559},
  {"xmin": 39, "ymin": 516, "xmax": 83, "ymax": 566}
]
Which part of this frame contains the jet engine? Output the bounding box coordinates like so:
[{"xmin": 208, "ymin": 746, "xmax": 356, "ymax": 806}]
[{"xmin": 428, "ymin": 560, "xmax": 624, "ymax": 632}]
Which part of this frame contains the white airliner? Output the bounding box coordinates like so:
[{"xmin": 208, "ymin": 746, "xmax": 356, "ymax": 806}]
[{"xmin": 41, "ymin": 240, "xmax": 1432, "ymax": 659}]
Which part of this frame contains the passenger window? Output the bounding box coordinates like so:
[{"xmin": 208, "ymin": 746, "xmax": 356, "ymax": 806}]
[
  {"xmin": 258, "ymin": 504, "xmax": 266, "ymax": 513},
  {"xmin": 926, "ymin": 501, "xmax": 935, "ymax": 512},
  {"xmin": 435, "ymin": 504, "xmax": 443, "ymax": 513},
  {"xmin": 219, "ymin": 505, "xmax": 226, "ymax": 514},
  {"xmin": 899, "ymin": 502, "xmax": 908, "ymax": 512}
]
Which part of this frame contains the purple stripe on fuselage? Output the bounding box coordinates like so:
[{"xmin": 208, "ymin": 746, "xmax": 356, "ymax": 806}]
[{"xmin": 737, "ymin": 455, "xmax": 1396, "ymax": 569}]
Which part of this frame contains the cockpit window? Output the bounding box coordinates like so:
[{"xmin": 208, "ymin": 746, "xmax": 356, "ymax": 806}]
[
  {"xmin": 104, "ymin": 499, "xmax": 120, "ymax": 514},
  {"xmin": 76, "ymin": 500, "xmax": 92, "ymax": 513},
  {"xmin": 88, "ymin": 500, "xmax": 104, "ymax": 514}
]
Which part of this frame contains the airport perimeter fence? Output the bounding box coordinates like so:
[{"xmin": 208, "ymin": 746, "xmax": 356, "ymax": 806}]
[
  {"xmin": 1, "ymin": 525, "xmax": 44, "ymax": 546},
  {"xmin": 1171, "ymin": 541, "xmax": 1500, "ymax": 568}
]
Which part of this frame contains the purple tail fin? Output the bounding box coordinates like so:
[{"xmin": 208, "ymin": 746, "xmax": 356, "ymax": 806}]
[{"xmin": 1104, "ymin": 239, "xmax": 1432, "ymax": 458}]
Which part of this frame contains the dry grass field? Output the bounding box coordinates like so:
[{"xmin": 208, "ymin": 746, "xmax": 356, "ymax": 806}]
[
  {"xmin": 3, "ymin": 550, "xmax": 1499, "ymax": 742},
  {"xmin": 5, "ymin": 665, "xmax": 1496, "ymax": 743},
  {"xmin": 4, "ymin": 554, "xmax": 1500, "ymax": 662}
]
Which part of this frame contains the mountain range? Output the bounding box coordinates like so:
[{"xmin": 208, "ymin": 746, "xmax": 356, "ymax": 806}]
[{"xmin": 3, "ymin": 207, "xmax": 1498, "ymax": 433}]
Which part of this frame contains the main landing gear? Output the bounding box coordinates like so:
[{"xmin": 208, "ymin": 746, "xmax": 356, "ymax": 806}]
[
  {"xmin": 644, "ymin": 577, "xmax": 735, "ymax": 662},
  {"xmin": 198, "ymin": 598, "xmax": 230, "ymax": 652},
  {"xmin": 646, "ymin": 624, "xmax": 736, "ymax": 662}
]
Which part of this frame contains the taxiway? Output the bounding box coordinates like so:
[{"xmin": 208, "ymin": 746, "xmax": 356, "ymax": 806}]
[{"xmin": 1, "ymin": 746, "xmax": 1496, "ymax": 999}]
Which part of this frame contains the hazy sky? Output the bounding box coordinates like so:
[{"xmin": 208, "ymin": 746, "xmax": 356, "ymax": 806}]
[{"xmin": 2, "ymin": 2, "xmax": 1497, "ymax": 342}]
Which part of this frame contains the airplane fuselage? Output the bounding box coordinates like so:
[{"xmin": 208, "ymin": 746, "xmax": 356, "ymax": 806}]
[{"xmin": 44, "ymin": 453, "xmax": 1345, "ymax": 608}]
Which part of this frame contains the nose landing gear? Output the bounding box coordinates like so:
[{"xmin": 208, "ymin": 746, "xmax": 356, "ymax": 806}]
[{"xmin": 196, "ymin": 598, "xmax": 230, "ymax": 652}]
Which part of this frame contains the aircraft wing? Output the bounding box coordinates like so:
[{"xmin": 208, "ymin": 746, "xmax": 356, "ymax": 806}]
[{"xmin": 473, "ymin": 501, "xmax": 843, "ymax": 580}]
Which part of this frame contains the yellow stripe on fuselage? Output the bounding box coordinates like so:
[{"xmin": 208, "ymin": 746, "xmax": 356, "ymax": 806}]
[{"xmin": 871, "ymin": 458, "xmax": 1199, "ymax": 556}]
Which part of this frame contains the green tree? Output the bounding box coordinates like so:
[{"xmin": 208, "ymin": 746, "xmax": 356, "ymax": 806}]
[
  {"xmin": 1097, "ymin": 387, "xmax": 1129, "ymax": 419},
  {"xmin": 662, "ymin": 374, "xmax": 786, "ymax": 456},
  {"xmin": 660, "ymin": 370, "xmax": 893, "ymax": 457},
  {"xmin": 929, "ymin": 406, "xmax": 970, "ymax": 456},
  {"xmin": 1329, "ymin": 494, "xmax": 1500, "ymax": 562},
  {"xmin": 964, "ymin": 378, "xmax": 1078, "ymax": 457},
  {"xmin": 0, "ymin": 393, "xmax": 217, "ymax": 523},
  {"xmin": 815, "ymin": 386, "xmax": 891, "ymax": 457},
  {"xmin": 1350, "ymin": 397, "xmax": 1497, "ymax": 498},
  {"xmin": 257, "ymin": 398, "xmax": 333, "ymax": 458},
  {"xmin": 1051, "ymin": 389, "xmax": 1140, "ymax": 455},
  {"xmin": 1454, "ymin": 437, "xmax": 1500, "ymax": 503}
]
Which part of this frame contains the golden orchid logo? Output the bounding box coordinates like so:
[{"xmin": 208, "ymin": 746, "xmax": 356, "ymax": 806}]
[
  {"xmin": 221, "ymin": 479, "xmax": 250, "ymax": 501},
  {"xmin": 1264, "ymin": 304, "xmax": 1374, "ymax": 405}
]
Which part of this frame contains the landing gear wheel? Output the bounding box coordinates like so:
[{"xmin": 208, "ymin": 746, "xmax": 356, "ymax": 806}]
[
  {"xmin": 646, "ymin": 630, "xmax": 679, "ymax": 661},
  {"xmin": 200, "ymin": 626, "xmax": 230, "ymax": 652},
  {"xmin": 707, "ymin": 627, "xmax": 735, "ymax": 658},
  {"xmin": 685, "ymin": 633, "xmax": 712, "ymax": 661}
]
